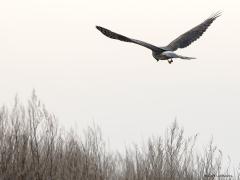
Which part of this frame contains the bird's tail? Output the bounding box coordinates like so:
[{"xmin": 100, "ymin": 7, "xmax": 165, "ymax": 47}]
[
  {"xmin": 177, "ymin": 55, "xmax": 196, "ymax": 60},
  {"xmin": 162, "ymin": 51, "xmax": 196, "ymax": 60}
]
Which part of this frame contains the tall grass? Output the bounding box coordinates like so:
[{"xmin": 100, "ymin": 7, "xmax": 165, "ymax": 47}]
[{"xmin": 0, "ymin": 92, "xmax": 238, "ymax": 180}]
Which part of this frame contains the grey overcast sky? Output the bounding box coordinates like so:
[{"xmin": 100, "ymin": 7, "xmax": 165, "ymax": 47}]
[{"xmin": 0, "ymin": 0, "xmax": 239, "ymax": 166}]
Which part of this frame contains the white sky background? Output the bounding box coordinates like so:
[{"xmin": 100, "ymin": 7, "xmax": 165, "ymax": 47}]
[{"xmin": 0, "ymin": 0, "xmax": 240, "ymax": 166}]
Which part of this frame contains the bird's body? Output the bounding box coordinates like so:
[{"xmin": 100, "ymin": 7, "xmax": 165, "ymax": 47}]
[
  {"xmin": 96, "ymin": 12, "xmax": 221, "ymax": 64},
  {"xmin": 152, "ymin": 51, "xmax": 169, "ymax": 60}
]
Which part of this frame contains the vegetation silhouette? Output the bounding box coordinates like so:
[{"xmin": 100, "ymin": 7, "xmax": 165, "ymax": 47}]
[{"xmin": 0, "ymin": 92, "xmax": 238, "ymax": 179}]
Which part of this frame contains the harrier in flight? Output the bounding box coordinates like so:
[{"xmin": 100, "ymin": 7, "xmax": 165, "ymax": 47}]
[{"xmin": 96, "ymin": 12, "xmax": 221, "ymax": 64}]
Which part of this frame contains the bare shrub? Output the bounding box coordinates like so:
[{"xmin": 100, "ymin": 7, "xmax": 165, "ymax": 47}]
[{"xmin": 0, "ymin": 93, "xmax": 237, "ymax": 180}]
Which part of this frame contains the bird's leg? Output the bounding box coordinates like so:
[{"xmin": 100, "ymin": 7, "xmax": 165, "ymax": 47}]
[{"xmin": 168, "ymin": 59, "xmax": 173, "ymax": 64}]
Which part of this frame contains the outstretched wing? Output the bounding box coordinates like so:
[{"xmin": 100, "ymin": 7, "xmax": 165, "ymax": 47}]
[
  {"xmin": 96, "ymin": 26, "xmax": 163, "ymax": 52},
  {"xmin": 165, "ymin": 12, "xmax": 221, "ymax": 51}
]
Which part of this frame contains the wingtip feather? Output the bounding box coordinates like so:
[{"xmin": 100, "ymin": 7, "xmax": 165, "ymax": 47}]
[
  {"xmin": 210, "ymin": 11, "xmax": 222, "ymax": 20},
  {"xmin": 96, "ymin": 25, "xmax": 102, "ymax": 31}
]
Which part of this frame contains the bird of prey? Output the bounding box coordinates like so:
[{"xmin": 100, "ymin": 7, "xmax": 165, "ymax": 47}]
[{"xmin": 96, "ymin": 12, "xmax": 221, "ymax": 64}]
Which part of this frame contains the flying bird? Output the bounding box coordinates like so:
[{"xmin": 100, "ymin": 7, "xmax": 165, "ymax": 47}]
[{"xmin": 96, "ymin": 12, "xmax": 221, "ymax": 64}]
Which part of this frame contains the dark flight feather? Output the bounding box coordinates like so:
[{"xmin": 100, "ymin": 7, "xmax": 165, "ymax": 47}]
[
  {"xmin": 96, "ymin": 26, "xmax": 164, "ymax": 52},
  {"xmin": 165, "ymin": 11, "xmax": 221, "ymax": 51}
]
